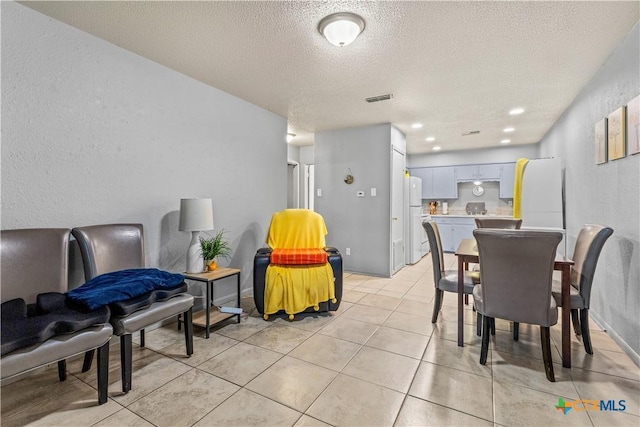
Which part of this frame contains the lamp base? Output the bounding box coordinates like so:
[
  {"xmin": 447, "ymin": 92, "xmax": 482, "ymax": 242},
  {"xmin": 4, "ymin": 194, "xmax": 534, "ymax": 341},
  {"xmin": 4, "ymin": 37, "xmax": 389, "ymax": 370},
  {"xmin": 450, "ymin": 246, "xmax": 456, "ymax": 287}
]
[{"xmin": 186, "ymin": 231, "xmax": 204, "ymax": 273}]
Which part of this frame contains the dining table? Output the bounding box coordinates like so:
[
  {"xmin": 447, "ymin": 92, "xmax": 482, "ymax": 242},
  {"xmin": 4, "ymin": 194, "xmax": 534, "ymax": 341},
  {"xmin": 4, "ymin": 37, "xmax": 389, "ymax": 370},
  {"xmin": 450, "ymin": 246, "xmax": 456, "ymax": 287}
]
[{"xmin": 455, "ymin": 238, "xmax": 575, "ymax": 368}]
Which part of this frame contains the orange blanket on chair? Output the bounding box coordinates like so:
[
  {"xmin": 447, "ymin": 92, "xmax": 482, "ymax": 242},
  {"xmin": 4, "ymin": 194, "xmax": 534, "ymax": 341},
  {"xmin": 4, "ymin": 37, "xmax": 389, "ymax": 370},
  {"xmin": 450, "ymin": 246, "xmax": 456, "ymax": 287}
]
[{"xmin": 270, "ymin": 248, "xmax": 328, "ymax": 265}]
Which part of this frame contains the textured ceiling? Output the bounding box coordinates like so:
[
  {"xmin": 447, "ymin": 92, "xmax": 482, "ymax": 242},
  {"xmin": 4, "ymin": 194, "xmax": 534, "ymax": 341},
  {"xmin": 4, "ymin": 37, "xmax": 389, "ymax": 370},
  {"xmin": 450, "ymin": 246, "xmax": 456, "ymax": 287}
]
[{"xmin": 21, "ymin": 1, "xmax": 639, "ymax": 154}]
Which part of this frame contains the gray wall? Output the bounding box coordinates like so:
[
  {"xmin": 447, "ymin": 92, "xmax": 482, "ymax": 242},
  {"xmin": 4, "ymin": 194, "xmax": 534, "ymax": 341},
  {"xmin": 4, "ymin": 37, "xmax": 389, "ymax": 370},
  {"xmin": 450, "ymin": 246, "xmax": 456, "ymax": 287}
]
[
  {"xmin": 315, "ymin": 124, "xmax": 394, "ymax": 277},
  {"xmin": 408, "ymin": 144, "xmax": 538, "ymax": 168},
  {"xmin": 1, "ymin": 3, "xmax": 287, "ymax": 301},
  {"xmin": 539, "ymin": 23, "xmax": 640, "ymax": 360}
]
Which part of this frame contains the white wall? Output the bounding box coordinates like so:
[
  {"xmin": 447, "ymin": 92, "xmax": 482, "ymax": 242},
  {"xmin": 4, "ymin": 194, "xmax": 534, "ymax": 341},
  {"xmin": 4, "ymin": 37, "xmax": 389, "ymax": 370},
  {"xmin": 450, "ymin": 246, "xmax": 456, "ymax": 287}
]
[
  {"xmin": 315, "ymin": 124, "xmax": 394, "ymax": 277},
  {"xmin": 408, "ymin": 144, "xmax": 538, "ymax": 168},
  {"xmin": 539, "ymin": 23, "xmax": 640, "ymax": 360},
  {"xmin": 1, "ymin": 3, "xmax": 287, "ymax": 300}
]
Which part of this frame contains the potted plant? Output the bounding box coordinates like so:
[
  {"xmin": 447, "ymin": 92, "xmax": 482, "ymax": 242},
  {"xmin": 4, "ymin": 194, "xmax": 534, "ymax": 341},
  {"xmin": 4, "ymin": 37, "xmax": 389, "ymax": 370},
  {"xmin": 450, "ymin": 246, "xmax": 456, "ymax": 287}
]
[{"xmin": 199, "ymin": 229, "xmax": 232, "ymax": 271}]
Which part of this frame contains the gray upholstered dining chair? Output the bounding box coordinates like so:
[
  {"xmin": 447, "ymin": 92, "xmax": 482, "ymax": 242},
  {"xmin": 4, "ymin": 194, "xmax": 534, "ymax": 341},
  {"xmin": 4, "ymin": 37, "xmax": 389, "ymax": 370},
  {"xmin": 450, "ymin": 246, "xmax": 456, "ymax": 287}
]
[
  {"xmin": 474, "ymin": 217, "xmax": 522, "ymax": 229},
  {"xmin": 422, "ymin": 220, "xmax": 478, "ymax": 323},
  {"xmin": 473, "ymin": 229, "xmax": 562, "ymax": 382},
  {"xmin": 72, "ymin": 224, "xmax": 194, "ymax": 394},
  {"xmin": 551, "ymin": 224, "xmax": 613, "ymax": 354},
  {"xmin": 1, "ymin": 228, "xmax": 112, "ymax": 404}
]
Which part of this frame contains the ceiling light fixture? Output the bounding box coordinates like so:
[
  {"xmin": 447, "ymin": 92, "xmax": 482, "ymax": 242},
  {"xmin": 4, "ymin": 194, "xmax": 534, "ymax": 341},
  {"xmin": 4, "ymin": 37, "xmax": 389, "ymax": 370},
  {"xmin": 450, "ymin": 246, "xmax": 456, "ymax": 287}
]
[
  {"xmin": 503, "ymin": 127, "xmax": 515, "ymax": 133},
  {"xmin": 318, "ymin": 12, "xmax": 365, "ymax": 47},
  {"xmin": 286, "ymin": 133, "xmax": 296, "ymax": 143},
  {"xmin": 426, "ymin": 136, "xmax": 436, "ymax": 142},
  {"xmin": 509, "ymin": 108, "xmax": 525, "ymax": 115},
  {"xmin": 411, "ymin": 123, "xmax": 423, "ymax": 129},
  {"xmin": 501, "ymin": 139, "xmax": 511, "ymax": 144},
  {"xmin": 433, "ymin": 146, "xmax": 441, "ymax": 151}
]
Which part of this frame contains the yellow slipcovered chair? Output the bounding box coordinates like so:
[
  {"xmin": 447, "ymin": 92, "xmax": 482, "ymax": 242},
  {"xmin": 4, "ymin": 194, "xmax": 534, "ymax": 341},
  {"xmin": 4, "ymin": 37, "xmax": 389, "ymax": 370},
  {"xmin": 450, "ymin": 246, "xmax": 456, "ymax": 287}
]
[{"xmin": 253, "ymin": 209, "xmax": 342, "ymax": 320}]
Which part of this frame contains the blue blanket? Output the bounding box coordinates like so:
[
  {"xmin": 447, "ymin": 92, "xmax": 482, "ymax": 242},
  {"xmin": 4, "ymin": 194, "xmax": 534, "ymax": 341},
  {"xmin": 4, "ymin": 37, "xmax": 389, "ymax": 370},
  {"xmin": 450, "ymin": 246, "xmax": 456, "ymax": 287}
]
[{"xmin": 67, "ymin": 268, "xmax": 185, "ymax": 310}]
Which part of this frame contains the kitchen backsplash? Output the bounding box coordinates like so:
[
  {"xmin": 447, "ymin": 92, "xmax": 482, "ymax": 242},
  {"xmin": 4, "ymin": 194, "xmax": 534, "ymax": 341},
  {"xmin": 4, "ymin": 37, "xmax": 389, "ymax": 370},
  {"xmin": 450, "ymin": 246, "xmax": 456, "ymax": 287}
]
[{"xmin": 423, "ymin": 182, "xmax": 514, "ymax": 216}]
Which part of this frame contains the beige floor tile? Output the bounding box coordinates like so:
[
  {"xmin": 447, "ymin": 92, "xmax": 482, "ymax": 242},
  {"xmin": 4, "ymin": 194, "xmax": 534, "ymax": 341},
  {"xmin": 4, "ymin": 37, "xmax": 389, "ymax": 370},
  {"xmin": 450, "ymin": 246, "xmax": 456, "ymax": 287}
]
[
  {"xmin": 317, "ymin": 316, "xmax": 380, "ymax": 344},
  {"xmin": 382, "ymin": 279, "xmax": 414, "ymax": 293},
  {"xmin": 395, "ymin": 395, "xmax": 493, "ymax": 426},
  {"xmin": 214, "ymin": 315, "xmax": 272, "ymax": 341},
  {"xmin": 198, "ymin": 342, "xmax": 282, "ymax": 386},
  {"xmin": 493, "ymin": 380, "xmax": 592, "ymax": 426},
  {"xmin": 430, "ymin": 319, "xmax": 484, "ymax": 346},
  {"xmin": 132, "ymin": 325, "xmax": 183, "ymax": 350},
  {"xmin": 244, "ymin": 324, "xmax": 313, "ymax": 354},
  {"xmin": 289, "ymin": 334, "xmax": 362, "ymax": 372},
  {"xmin": 357, "ymin": 293, "xmax": 403, "ymax": 310},
  {"xmin": 401, "ymin": 293, "xmax": 432, "ymax": 304},
  {"xmin": 409, "ymin": 361, "xmax": 493, "ymax": 421},
  {"xmin": 342, "ymin": 346, "xmax": 420, "ymax": 393},
  {"xmin": 351, "ymin": 286, "xmax": 380, "ymax": 294},
  {"xmin": 246, "ymin": 356, "xmax": 337, "ymax": 412},
  {"xmin": 341, "ymin": 304, "xmax": 393, "ymax": 325},
  {"xmin": 490, "ymin": 328, "xmax": 549, "ymax": 360},
  {"xmin": 365, "ymin": 326, "xmax": 430, "ymax": 359},
  {"xmin": 567, "ymin": 347, "xmax": 640, "ymax": 381},
  {"xmin": 127, "ymin": 368, "xmax": 239, "ymax": 427},
  {"xmin": 306, "ymin": 374, "xmax": 405, "ymax": 426},
  {"xmin": 282, "ymin": 311, "xmax": 338, "ymax": 333},
  {"xmin": 342, "ymin": 289, "xmax": 368, "ymax": 303},
  {"xmin": 395, "ymin": 298, "xmax": 433, "ymax": 317},
  {"xmin": 587, "ymin": 407, "xmax": 640, "ymax": 426},
  {"xmin": 161, "ymin": 333, "xmax": 238, "ymax": 367},
  {"xmin": 422, "ymin": 336, "xmax": 492, "ymax": 378},
  {"xmin": 570, "ymin": 367, "xmax": 640, "ymax": 416},
  {"xmin": 93, "ymin": 408, "xmax": 154, "ymax": 426},
  {"xmin": 377, "ymin": 289, "xmax": 407, "ymax": 299},
  {"xmin": 383, "ymin": 310, "xmax": 435, "ymax": 336},
  {"xmin": 194, "ymin": 388, "xmax": 301, "ymax": 427},
  {"xmin": 492, "ymin": 351, "xmax": 578, "ymax": 398},
  {"xmin": 361, "ymin": 277, "xmax": 393, "ymax": 289},
  {"xmin": 0, "ymin": 370, "xmax": 121, "ymax": 427},
  {"xmin": 294, "ymin": 414, "xmax": 332, "ymax": 426}
]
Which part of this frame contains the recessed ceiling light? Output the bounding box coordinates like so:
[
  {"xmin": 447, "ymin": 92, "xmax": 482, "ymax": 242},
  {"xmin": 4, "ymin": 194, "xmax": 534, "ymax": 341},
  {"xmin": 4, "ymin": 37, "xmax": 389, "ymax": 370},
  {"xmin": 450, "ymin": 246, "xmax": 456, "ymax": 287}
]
[
  {"xmin": 286, "ymin": 133, "xmax": 296, "ymax": 143},
  {"xmin": 509, "ymin": 108, "xmax": 525, "ymax": 115},
  {"xmin": 501, "ymin": 139, "xmax": 511, "ymax": 144},
  {"xmin": 411, "ymin": 123, "xmax": 423, "ymax": 129},
  {"xmin": 426, "ymin": 136, "xmax": 436, "ymax": 142},
  {"xmin": 503, "ymin": 127, "xmax": 515, "ymax": 133},
  {"xmin": 433, "ymin": 146, "xmax": 441, "ymax": 151}
]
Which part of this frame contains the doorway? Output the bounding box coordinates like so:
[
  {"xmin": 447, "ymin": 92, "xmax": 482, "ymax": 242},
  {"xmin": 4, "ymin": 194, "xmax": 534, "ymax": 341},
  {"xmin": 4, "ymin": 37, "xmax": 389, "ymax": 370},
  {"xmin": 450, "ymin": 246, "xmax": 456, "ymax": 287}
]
[{"xmin": 287, "ymin": 162, "xmax": 299, "ymax": 208}]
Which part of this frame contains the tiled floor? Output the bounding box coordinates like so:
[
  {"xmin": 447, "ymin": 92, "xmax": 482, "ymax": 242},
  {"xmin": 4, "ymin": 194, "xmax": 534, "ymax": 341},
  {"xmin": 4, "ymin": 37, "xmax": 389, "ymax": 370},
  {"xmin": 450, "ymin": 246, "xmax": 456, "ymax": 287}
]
[{"xmin": 2, "ymin": 254, "xmax": 639, "ymax": 426}]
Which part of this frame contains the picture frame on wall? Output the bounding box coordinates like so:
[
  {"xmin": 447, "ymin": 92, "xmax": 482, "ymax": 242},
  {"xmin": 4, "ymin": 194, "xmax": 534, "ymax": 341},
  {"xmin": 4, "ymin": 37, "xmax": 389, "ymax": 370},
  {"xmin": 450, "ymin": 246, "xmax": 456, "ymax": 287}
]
[
  {"xmin": 608, "ymin": 106, "xmax": 626, "ymax": 161},
  {"xmin": 595, "ymin": 118, "xmax": 607, "ymax": 164},
  {"xmin": 627, "ymin": 94, "xmax": 639, "ymax": 156}
]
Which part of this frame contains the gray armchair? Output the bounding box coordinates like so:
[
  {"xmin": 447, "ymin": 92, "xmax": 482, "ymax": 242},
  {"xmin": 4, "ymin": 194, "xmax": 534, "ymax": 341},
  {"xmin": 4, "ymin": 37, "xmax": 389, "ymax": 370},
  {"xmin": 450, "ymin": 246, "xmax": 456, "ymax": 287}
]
[
  {"xmin": 1, "ymin": 229, "xmax": 112, "ymax": 404},
  {"xmin": 72, "ymin": 224, "xmax": 194, "ymax": 393},
  {"xmin": 473, "ymin": 229, "xmax": 562, "ymax": 382},
  {"xmin": 551, "ymin": 224, "xmax": 613, "ymax": 354}
]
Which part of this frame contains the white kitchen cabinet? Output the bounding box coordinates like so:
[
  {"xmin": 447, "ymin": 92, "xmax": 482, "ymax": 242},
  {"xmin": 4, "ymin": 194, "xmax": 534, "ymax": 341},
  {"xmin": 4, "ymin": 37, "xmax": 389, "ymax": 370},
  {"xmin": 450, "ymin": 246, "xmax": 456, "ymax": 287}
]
[
  {"xmin": 455, "ymin": 164, "xmax": 502, "ymax": 182},
  {"xmin": 409, "ymin": 167, "xmax": 457, "ymax": 199},
  {"xmin": 432, "ymin": 216, "xmax": 476, "ymax": 252},
  {"xmin": 499, "ymin": 162, "xmax": 516, "ymax": 199}
]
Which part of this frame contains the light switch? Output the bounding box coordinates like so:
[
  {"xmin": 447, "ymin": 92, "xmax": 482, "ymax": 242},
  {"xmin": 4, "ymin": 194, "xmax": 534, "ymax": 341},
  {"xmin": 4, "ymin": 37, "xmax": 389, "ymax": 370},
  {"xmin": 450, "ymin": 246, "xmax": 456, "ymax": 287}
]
[
  {"xmin": 371, "ymin": 188, "xmax": 377, "ymax": 197},
  {"xmin": 356, "ymin": 191, "xmax": 365, "ymax": 197},
  {"xmin": 317, "ymin": 189, "xmax": 322, "ymax": 197}
]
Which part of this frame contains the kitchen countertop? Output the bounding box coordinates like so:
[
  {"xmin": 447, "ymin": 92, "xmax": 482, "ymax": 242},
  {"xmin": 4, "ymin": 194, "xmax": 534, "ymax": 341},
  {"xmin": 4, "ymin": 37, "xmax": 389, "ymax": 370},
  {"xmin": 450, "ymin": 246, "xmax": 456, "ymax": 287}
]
[{"xmin": 430, "ymin": 214, "xmax": 515, "ymax": 219}]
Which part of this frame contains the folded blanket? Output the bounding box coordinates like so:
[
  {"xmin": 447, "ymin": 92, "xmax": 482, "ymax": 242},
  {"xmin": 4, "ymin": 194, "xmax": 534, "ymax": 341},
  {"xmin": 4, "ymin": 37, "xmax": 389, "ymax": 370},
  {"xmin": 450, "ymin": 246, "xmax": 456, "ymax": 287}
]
[{"xmin": 67, "ymin": 268, "xmax": 185, "ymax": 310}]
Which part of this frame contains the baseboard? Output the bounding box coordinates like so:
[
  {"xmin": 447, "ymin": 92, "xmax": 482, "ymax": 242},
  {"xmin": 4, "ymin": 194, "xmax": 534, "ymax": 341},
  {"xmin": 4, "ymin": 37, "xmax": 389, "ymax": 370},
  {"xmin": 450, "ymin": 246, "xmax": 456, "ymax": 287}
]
[{"xmin": 589, "ymin": 310, "xmax": 640, "ymax": 368}]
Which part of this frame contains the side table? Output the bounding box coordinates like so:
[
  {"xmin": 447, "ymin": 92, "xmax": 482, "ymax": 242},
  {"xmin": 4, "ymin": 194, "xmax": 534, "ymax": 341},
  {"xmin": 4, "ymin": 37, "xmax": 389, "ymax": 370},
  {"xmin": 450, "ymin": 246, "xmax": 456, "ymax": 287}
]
[{"xmin": 183, "ymin": 268, "xmax": 241, "ymax": 338}]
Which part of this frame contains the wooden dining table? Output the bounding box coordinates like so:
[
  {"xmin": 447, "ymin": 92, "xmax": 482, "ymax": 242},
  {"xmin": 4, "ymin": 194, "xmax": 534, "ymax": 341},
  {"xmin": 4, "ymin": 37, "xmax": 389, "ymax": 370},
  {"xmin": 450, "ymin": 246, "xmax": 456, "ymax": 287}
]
[{"xmin": 455, "ymin": 238, "xmax": 575, "ymax": 368}]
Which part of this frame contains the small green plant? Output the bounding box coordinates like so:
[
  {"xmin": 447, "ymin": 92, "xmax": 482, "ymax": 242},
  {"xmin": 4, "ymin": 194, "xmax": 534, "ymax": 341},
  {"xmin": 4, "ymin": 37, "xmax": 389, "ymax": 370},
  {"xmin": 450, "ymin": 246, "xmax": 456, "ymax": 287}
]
[{"xmin": 199, "ymin": 229, "xmax": 232, "ymax": 262}]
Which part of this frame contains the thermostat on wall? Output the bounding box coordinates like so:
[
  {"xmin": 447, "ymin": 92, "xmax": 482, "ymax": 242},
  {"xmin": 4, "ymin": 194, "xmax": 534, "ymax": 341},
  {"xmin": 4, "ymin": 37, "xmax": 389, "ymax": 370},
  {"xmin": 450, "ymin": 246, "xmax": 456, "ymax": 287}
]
[{"xmin": 356, "ymin": 191, "xmax": 365, "ymax": 197}]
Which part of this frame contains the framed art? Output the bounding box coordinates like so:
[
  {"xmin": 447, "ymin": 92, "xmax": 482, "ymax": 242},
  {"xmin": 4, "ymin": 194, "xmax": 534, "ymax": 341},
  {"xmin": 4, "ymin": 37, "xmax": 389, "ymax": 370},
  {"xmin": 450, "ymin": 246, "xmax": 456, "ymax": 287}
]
[
  {"xmin": 595, "ymin": 118, "xmax": 607, "ymax": 164},
  {"xmin": 627, "ymin": 94, "xmax": 639, "ymax": 156},
  {"xmin": 608, "ymin": 106, "xmax": 626, "ymax": 161}
]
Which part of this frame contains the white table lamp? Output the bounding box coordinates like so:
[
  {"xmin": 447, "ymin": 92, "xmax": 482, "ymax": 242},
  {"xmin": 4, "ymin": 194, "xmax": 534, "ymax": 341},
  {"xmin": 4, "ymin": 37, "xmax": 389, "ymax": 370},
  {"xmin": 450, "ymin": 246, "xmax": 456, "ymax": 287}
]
[{"xmin": 179, "ymin": 198, "xmax": 214, "ymax": 273}]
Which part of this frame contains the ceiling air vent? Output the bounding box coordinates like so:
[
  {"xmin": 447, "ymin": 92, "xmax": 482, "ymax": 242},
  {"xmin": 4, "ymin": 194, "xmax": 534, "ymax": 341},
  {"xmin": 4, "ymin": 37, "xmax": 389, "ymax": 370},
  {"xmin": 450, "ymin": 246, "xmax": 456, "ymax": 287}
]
[
  {"xmin": 462, "ymin": 130, "xmax": 481, "ymax": 136},
  {"xmin": 365, "ymin": 94, "xmax": 393, "ymax": 103}
]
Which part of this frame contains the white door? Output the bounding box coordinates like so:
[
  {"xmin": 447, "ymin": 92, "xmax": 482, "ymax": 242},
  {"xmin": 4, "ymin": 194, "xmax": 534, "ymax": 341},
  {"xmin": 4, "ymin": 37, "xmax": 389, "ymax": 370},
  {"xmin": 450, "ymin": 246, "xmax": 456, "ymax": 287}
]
[{"xmin": 392, "ymin": 148, "xmax": 405, "ymax": 273}]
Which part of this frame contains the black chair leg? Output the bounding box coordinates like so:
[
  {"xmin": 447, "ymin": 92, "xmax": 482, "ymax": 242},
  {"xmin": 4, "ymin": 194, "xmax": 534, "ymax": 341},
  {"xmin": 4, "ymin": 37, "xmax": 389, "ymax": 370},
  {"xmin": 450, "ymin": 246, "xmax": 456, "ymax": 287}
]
[
  {"xmin": 480, "ymin": 316, "xmax": 491, "ymax": 365},
  {"xmin": 571, "ymin": 309, "xmax": 581, "ymax": 336},
  {"xmin": 476, "ymin": 312, "xmax": 482, "ymax": 336},
  {"xmin": 121, "ymin": 334, "xmax": 133, "ymax": 393},
  {"xmin": 57, "ymin": 360, "xmax": 67, "ymax": 381},
  {"xmin": 431, "ymin": 289, "xmax": 443, "ymax": 323},
  {"xmin": 490, "ymin": 317, "xmax": 495, "ymax": 335},
  {"xmin": 464, "ymin": 294, "xmax": 469, "ymax": 305},
  {"xmin": 184, "ymin": 308, "xmax": 194, "ymax": 357},
  {"xmin": 580, "ymin": 309, "xmax": 593, "ymax": 355},
  {"xmin": 97, "ymin": 341, "xmax": 109, "ymax": 405},
  {"xmin": 140, "ymin": 329, "xmax": 145, "ymax": 347},
  {"xmin": 177, "ymin": 313, "xmax": 182, "ymax": 331},
  {"xmin": 540, "ymin": 326, "xmax": 555, "ymax": 382},
  {"xmin": 82, "ymin": 349, "xmax": 95, "ymax": 372},
  {"xmin": 513, "ymin": 322, "xmax": 519, "ymax": 341}
]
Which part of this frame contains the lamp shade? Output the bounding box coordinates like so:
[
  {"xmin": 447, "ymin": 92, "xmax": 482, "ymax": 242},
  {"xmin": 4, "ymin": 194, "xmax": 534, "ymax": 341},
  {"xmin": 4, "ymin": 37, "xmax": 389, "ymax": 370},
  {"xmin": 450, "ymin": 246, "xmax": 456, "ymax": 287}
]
[{"xmin": 179, "ymin": 198, "xmax": 214, "ymax": 231}]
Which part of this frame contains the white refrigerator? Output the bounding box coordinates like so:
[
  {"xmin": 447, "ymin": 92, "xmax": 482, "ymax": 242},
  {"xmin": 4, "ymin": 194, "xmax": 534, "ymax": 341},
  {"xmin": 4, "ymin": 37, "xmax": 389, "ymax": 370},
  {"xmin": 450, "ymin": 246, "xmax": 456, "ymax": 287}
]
[{"xmin": 405, "ymin": 176, "xmax": 424, "ymax": 264}]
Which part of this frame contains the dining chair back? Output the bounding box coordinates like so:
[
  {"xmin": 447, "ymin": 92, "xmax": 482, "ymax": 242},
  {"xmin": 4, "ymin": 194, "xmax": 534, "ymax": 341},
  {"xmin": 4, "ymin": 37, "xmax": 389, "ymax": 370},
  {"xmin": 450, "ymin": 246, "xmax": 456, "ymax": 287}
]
[
  {"xmin": 552, "ymin": 224, "xmax": 613, "ymax": 354},
  {"xmin": 473, "ymin": 229, "xmax": 562, "ymax": 381},
  {"xmin": 474, "ymin": 218, "xmax": 522, "ymax": 229}
]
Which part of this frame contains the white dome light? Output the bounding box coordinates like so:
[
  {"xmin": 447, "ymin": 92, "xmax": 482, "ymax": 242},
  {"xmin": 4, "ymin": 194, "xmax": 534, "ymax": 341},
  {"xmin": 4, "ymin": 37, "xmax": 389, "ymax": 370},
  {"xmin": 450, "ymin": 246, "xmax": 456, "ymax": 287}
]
[
  {"xmin": 426, "ymin": 136, "xmax": 436, "ymax": 142},
  {"xmin": 318, "ymin": 12, "xmax": 365, "ymax": 47},
  {"xmin": 509, "ymin": 107, "xmax": 525, "ymax": 115}
]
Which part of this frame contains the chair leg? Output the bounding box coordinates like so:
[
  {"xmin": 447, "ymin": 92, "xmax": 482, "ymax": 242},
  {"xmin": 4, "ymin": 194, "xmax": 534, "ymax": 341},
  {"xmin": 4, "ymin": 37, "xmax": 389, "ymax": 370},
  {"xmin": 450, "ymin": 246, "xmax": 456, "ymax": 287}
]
[
  {"xmin": 140, "ymin": 329, "xmax": 145, "ymax": 347},
  {"xmin": 464, "ymin": 294, "xmax": 469, "ymax": 305},
  {"xmin": 513, "ymin": 322, "xmax": 519, "ymax": 341},
  {"xmin": 476, "ymin": 312, "xmax": 482, "ymax": 337},
  {"xmin": 540, "ymin": 326, "xmax": 555, "ymax": 382},
  {"xmin": 580, "ymin": 309, "xmax": 593, "ymax": 355},
  {"xmin": 97, "ymin": 341, "xmax": 109, "ymax": 405},
  {"xmin": 431, "ymin": 289, "xmax": 443, "ymax": 323},
  {"xmin": 57, "ymin": 360, "xmax": 67, "ymax": 381},
  {"xmin": 177, "ymin": 313, "xmax": 182, "ymax": 331},
  {"xmin": 490, "ymin": 317, "xmax": 495, "ymax": 335},
  {"xmin": 571, "ymin": 309, "xmax": 581, "ymax": 336},
  {"xmin": 184, "ymin": 308, "xmax": 194, "ymax": 357},
  {"xmin": 480, "ymin": 316, "xmax": 491, "ymax": 365},
  {"xmin": 121, "ymin": 334, "xmax": 133, "ymax": 393},
  {"xmin": 82, "ymin": 349, "xmax": 95, "ymax": 372}
]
